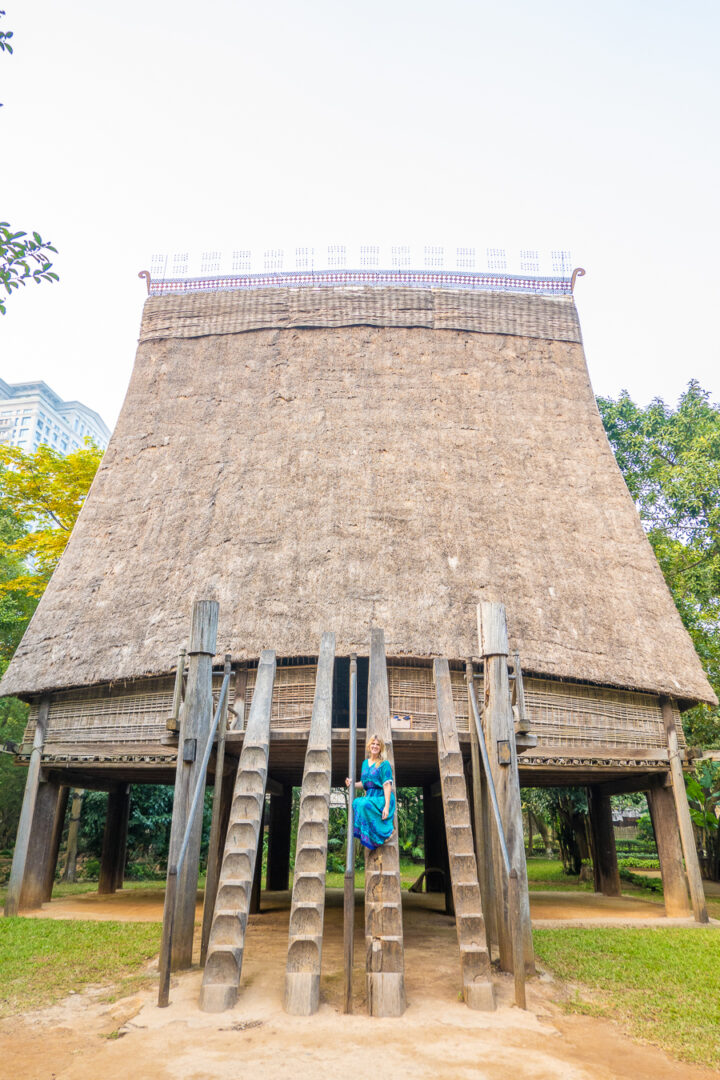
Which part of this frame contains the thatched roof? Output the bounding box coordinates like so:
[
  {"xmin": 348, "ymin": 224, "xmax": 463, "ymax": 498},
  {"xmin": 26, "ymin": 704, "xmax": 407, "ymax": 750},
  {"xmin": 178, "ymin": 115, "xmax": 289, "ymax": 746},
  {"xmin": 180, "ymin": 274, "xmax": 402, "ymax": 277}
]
[{"xmin": 1, "ymin": 285, "xmax": 714, "ymax": 706}]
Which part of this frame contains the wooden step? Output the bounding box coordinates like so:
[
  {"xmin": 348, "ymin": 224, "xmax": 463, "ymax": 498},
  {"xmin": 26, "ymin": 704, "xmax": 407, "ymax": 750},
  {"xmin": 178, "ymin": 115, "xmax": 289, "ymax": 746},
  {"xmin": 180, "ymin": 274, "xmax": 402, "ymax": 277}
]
[
  {"xmin": 199, "ymin": 651, "xmax": 276, "ymax": 1013},
  {"xmin": 364, "ymin": 629, "xmax": 406, "ymax": 1018},
  {"xmin": 284, "ymin": 633, "xmax": 335, "ymax": 1016},
  {"xmin": 434, "ymin": 658, "xmax": 495, "ymax": 1011}
]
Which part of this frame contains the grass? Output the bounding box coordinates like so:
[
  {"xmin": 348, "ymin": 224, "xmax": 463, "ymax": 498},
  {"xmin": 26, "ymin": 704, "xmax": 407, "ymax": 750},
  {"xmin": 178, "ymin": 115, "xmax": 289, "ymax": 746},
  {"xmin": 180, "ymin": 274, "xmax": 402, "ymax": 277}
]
[
  {"xmin": 0, "ymin": 917, "xmax": 162, "ymax": 1018},
  {"xmin": 534, "ymin": 926, "xmax": 720, "ymax": 1070}
]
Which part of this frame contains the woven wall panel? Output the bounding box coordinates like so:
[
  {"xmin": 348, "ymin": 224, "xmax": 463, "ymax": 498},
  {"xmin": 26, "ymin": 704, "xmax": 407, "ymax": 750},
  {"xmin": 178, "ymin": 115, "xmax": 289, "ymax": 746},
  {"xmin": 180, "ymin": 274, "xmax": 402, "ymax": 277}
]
[{"xmin": 138, "ymin": 286, "xmax": 582, "ymax": 345}]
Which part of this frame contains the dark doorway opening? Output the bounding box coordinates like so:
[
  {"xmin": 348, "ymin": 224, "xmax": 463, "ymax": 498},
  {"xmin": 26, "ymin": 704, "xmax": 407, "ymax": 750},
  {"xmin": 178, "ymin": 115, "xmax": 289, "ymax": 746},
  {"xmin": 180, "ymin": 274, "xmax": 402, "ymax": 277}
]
[{"xmin": 331, "ymin": 655, "xmax": 368, "ymax": 729}]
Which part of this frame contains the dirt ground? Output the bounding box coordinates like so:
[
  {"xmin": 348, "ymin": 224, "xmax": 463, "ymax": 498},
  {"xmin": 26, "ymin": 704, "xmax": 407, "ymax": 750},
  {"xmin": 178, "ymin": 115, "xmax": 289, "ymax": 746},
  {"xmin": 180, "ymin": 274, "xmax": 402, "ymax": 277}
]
[{"xmin": 4, "ymin": 888, "xmax": 719, "ymax": 1080}]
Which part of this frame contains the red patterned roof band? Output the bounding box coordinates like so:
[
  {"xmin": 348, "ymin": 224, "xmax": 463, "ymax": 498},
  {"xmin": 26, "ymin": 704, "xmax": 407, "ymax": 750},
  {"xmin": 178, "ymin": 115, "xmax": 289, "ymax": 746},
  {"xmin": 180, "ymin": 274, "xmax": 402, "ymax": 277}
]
[{"xmin": 146, "ymin": 269, "xmax": 575, "ymax": 297}]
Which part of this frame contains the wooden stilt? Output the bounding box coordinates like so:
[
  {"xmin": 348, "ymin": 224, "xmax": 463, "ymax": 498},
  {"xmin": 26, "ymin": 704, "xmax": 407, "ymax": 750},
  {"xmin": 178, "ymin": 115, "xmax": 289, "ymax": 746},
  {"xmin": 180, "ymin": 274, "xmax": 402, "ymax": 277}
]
[
  {"xmin": 266, "ymin": 786, "xmax": 293, "ymax": 891},
  {"xmin": 661, "ymin": 698, "xmax": 708, "ymax": 923},
  {"xmin": 61, "ymin": 789, "xmax": 84, "ymax": 883},
  {"xmin": 5, "ymin": 696, "xmax": 51, "ymax": 916},
  {"xmin": 43, "ymin": 785, "xmax": 69, "ymax": 902},
  {"xmin": 99, "ymin": 787, "xmax": 129, "ymax": 894},
  {"xmin": 249, "ymin": 796, "xmax": 266, "ymax": 915},
  {"xmin": 587, "ymin": 786, "xmax": 621, "ymax": 897},
  {"xmin": 166, "ymin": 599, "xmax": 219, "ymax": 970},
  {"xmin": 18, "ymin": 778, "xmax": 64, "ymax": 911},
  {"xmin": 114, "ymin": 785, "xmax": 131, "ymax": 891},
  {"xmin": 478, "ymin": 602, "xmax": 535, "ymax": 975},
  {"xmin": 466, "ymin": 661, "xmax": 498, "ymax": 956},
  {"xmin": 648, "ymin": 779, "xmax": 692, "ymax": 917},
  {"xmin": 422, "ymin": 783, "xmax": 446, "ymax": 893}
]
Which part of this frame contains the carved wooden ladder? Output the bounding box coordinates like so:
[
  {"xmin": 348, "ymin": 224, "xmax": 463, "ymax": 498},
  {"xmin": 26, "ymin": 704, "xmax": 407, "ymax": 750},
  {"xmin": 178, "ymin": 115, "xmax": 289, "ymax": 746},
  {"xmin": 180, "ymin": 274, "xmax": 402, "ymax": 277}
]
[
  {"xmin": 199, "ymin": 650, "xmax": 276, "ymax": 1012},
  {"xmin": 364, "ymin": 628, "xmax": 406, "ymax": 1017},
  {"xmin": 284, "ymin": 632, "xmax": 335, "ymax": 1014},
  {"xmin": 434, "ymin": 658, "xmax": 495, "ymax": 1009}
]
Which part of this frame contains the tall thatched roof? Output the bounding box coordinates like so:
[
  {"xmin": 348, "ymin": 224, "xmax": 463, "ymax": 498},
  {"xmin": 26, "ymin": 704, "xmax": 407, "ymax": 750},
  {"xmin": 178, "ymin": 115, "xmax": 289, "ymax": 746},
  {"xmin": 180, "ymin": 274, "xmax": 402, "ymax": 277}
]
[{"xmin": 1, "ymin": 284, "xmax": 714, "ymax": 706}]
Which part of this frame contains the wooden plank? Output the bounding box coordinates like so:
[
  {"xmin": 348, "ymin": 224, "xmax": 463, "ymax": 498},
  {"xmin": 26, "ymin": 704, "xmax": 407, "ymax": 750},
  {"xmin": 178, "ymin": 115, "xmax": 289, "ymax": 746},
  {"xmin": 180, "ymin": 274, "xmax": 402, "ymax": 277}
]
[
  {"xmin": 4, "ymin": 696, "xmax": 51, "ymax": 916},
  {"xmin": 167, "ymin": 599, "xmax": 219, "ymax": 970},
  {"xmin": 647, "ymin": 781, "xmax": 691, "ymax": 917},
  {"xmin": 587, "ymin": 786, "xmax": 621, "ymax": 897},
  {"xmin": 661, "ymin": 697, "xmax": 707, "ymax": 923},
  {"xmin": 343, "ymin": 654, "xmax": 358, "ymax": 1015}
]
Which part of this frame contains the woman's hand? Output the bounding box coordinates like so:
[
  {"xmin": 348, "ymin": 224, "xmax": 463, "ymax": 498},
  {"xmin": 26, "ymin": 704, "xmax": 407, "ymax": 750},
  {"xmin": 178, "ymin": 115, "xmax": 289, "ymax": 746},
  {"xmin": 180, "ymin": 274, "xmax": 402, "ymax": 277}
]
[
  {"xmin": 382, "ymin": 806, "xmax": 389, "ymax": 820},
  {"xmin": 345, "ymin": 777, "xmax": 351, "ymax": 787}
]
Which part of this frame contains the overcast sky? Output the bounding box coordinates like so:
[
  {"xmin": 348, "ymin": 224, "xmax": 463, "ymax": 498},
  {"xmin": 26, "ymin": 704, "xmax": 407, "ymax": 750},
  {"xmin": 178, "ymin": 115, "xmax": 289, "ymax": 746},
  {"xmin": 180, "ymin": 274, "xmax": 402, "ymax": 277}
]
[{"xmin": 2, "ymin": 0, "xmax": 718, "ymax": 429}]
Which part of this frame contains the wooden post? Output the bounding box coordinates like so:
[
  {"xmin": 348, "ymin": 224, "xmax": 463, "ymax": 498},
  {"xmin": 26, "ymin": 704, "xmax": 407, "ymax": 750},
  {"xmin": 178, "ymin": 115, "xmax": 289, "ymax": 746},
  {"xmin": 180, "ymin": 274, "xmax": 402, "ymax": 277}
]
[
  {"xmin": 266, "ymin": 786, "xmax": 292, "ymax": 890},
  {"xmin": 249, "ymin": 796, "xmax": 266, "ymax": 915},
  {"xmin": 166, "ymin": 598, "xmax": 219, "ymax": 969},
  {"xmin": 648, "ymin": 780, "xmax": 692, "ymax": 917},
  {"xmin": 343, "ymin": 653, "xmax": 358, "ymax": 1015},
  {"xmin": 43, "ymin": 785, "xmax": 69, "ymax": 902},
  {"xmin": 478, "ymin": 602, "xmax": 535, "ymax": 974},
  {"xmin": 99, "ymin": 787, "xmax": 129, "ymax": 894},
  {"xmin": 18, "ymin": 778, "xmax": 65, "ymax": 910},
  {"xmin": 61, "ymin": 789, "xmax": 84, "ymax": 883},
  {"xmin": 466, "ymin": 661, "xmax": 498, "ymax": 956},
  {"xmin": 114, "ymin": 785, "xmax": 131, "ymax": 891},
  {"xmin": 587, "ymin": 786, "xmax": 621, "ymax": 897},
  {"xmin": 5, "ymin": 696, "xmax": 51, "ymax": 916},
  {"xmin": 661, "ymin": 698, "xmax": 708, "ymax": 923},
  {"xmin": 422, "ymin": 783, "xmax": 446, "ymax": 893}
]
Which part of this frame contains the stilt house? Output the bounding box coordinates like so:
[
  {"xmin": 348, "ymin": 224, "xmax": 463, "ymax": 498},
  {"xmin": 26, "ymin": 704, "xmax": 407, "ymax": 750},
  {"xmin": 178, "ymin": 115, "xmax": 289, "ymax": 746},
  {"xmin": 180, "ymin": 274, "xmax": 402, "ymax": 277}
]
[{"xmin": 3, "ymin": 260, "xmax": 715, "ymax": 1015}]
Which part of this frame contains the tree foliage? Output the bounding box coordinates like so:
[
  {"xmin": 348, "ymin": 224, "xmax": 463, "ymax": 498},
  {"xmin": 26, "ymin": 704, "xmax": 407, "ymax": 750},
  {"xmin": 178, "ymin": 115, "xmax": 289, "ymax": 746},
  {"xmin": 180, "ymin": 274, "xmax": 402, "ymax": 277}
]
[
  {"xmin": 0, "ymin": 442, "xmax": 103, "ymax": 598},
  {"xmin": 597, "ymin": 382, "xmax": 720, "ymax": 747},
  {"xmin": 0, "ymin": 12, "xmax": 59, "ymax": 313}
]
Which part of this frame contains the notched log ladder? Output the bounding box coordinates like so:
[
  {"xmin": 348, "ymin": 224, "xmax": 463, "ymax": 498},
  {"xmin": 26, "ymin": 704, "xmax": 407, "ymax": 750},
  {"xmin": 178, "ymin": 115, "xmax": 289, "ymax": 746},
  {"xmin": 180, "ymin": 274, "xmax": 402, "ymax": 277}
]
[
  {"xmin": 284, "ymin": 633, "xmax": 335, "ymax": 1015},
  {"xmin": 433, "ymin": 659, "xmax": 495, "ymax": 1010},
  {"xmin": 365, "ymin": 628, "xmax": 406, "ymax": 1018},
  {"xmin": 199, "ymin": 649, "xmax": 276, "ymax": 1012}
]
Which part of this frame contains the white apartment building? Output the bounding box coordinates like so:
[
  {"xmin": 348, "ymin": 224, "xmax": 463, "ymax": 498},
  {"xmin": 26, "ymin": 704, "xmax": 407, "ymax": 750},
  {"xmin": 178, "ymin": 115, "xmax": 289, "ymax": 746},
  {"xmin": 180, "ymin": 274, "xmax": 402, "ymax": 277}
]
[{"xmin": 0, "ymin": 379, "xmax": 110, "ymax": 454}]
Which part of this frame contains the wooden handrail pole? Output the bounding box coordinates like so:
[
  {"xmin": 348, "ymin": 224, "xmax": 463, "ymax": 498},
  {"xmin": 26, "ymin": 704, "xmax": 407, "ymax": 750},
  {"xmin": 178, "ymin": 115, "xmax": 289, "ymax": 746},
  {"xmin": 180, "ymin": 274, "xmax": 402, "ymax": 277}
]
[
  {"xmin": 509, "ymin": 869, "xmax": 526, "ymax": 1009},
  {"xmin": 343, "ymin": 653, "xmax": 358, "ymax": 1014},
  {"xmin": 200, "ymin": 655, "xmax": 232, "ymax": 966}
]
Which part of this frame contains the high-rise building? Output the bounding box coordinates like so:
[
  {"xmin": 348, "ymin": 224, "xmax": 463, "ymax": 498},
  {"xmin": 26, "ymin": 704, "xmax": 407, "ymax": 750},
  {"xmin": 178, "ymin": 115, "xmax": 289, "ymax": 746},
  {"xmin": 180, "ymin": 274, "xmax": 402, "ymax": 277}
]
[{"xmin": 0, "ymin": 379, "xmax": 110, "ymax": 454}]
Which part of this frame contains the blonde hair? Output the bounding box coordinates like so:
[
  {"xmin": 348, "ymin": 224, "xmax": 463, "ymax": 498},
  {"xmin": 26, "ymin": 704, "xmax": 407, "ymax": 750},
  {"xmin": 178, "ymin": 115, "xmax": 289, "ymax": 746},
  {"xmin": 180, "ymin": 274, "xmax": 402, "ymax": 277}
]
[{"xmin": 366, "ymin": 732, "xmax": 387, "ymax": 759}]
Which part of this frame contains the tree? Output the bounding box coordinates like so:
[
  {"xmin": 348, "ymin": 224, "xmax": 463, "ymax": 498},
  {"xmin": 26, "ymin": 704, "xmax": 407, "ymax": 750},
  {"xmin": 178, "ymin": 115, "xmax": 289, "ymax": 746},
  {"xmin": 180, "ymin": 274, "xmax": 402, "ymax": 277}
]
[
  {"xmin": 0, "ymin": 12, "xmax": 59, "ymax": 314},
  {"xmin": 0, "ymin": 441, "xmax": 103, "ymax": 598},
  {"xmin": 686, "ymin": 761, "xmax": 720, "ymax": 881},
  {"xmin": 0, "ymin": 442, "xmax": 103, "ymax": 856},
  {"xmin": 598, "ymin": 382, "xmax": 720, "ymax": 747}
]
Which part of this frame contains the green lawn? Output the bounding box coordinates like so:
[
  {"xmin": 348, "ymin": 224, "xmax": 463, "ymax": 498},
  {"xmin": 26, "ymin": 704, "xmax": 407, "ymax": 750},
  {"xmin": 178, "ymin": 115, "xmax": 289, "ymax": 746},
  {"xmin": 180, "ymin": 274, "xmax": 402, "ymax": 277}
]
[
  {"xmin": 534, "ymin": 926, "xmax": 720, "ymax": 1070},
  {"xmin": 0, "ymin": 917, "xmax": 162, "ymax": 1018}
]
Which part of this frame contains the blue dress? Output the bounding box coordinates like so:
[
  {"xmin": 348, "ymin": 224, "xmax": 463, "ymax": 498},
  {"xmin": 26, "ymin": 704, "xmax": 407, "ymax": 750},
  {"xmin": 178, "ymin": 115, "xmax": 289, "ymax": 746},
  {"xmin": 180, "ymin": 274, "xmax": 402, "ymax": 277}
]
[{"xmin": 353, "ymin": 759, "xmax": 396, "ymax": 850}]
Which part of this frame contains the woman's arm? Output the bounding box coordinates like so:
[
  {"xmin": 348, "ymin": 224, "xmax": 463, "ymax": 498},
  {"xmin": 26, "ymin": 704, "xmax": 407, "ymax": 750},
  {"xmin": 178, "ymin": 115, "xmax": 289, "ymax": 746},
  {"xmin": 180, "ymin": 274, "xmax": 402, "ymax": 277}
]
[
  {"xmin": 382, "ymin": 779, "xmax": 392, "ymax": 820},
  {"xmin": 345, "ymin": 778, "xmax": 364, "ymax": 790}
]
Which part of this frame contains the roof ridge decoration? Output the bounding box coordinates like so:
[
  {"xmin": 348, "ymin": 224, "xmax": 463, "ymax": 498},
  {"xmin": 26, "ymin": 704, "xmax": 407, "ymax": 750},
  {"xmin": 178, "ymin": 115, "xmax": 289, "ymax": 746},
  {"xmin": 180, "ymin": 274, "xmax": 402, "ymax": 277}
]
[{"xmin": 138, "ymin": 267, "xmax": 585, "ymax": 298}]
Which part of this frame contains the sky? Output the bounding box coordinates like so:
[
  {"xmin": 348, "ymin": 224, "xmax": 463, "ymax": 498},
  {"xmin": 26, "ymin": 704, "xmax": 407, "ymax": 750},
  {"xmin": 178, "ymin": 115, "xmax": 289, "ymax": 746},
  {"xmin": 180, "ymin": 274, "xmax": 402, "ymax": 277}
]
[{"xmin": 1, "ymin": 0, "xmax": 719, "ymax": 430}]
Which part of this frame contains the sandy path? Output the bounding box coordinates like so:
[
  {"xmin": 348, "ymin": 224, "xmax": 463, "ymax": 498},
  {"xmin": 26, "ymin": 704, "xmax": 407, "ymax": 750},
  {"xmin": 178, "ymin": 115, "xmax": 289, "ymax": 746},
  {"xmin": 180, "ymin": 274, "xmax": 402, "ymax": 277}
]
[{"xmin": 4, "ymin": 889, "xmax": 719, "ymax": 1080}]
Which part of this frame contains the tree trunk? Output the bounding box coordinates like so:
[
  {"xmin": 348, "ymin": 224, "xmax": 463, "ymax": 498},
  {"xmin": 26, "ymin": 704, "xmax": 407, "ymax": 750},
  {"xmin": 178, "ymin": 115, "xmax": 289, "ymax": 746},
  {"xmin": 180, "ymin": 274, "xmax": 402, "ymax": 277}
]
[{"xmin": 61, "ymin": 789, "xmax": 84, "ymax": 883}]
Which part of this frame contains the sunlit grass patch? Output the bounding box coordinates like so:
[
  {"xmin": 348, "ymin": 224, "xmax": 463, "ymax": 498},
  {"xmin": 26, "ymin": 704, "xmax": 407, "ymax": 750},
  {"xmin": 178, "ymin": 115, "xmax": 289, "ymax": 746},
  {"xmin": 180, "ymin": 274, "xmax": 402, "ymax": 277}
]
[
  {"xmin": 534, "ymin": 926, "xmax": 720, "ymax": 1069},
  {"xmin": 0, "ymin": 917, "xmax": 161, "ymax": 1018}
]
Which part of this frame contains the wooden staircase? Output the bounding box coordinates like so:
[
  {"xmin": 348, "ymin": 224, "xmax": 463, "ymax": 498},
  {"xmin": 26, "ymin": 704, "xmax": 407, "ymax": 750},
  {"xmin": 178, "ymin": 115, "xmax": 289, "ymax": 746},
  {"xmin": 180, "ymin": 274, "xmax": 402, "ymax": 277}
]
[
  {"xmin": 199, "ymin": 650, "xmax": 276, "ymax": 1012},
  {"xmin": 434, "ymin": 659, "xmax": 495, "ymax": 1010},
  {"xmin": 364, "ymin": 629, "xmax": 406, "ymax": 1017},
  {"xmin": 284, "ymin": 633, "xmax": 335, "ymax": 1015}
]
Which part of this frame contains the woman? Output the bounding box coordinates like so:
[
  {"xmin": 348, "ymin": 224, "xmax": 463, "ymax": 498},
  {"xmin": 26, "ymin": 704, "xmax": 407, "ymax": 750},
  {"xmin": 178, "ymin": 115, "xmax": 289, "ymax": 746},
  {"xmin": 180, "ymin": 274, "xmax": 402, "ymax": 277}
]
[{"xmin": 345, "ymin": 733, "xmax": 395, "ymax": 850}]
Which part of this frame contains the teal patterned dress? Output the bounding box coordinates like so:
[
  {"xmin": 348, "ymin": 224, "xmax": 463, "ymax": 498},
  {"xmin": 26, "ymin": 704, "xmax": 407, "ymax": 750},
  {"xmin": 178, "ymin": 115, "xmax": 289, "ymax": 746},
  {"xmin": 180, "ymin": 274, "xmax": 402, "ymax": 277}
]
[{"xmin": 353, "ymin": 759, "xmax": 395, "ymax": 850}]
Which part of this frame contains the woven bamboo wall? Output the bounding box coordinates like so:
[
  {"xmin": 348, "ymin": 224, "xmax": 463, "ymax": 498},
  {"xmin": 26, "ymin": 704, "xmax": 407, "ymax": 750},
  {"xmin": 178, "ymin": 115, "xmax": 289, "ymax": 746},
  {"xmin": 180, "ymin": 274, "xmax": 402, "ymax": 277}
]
[{"xmin": 21, "ymin": 663, "xmax": 683, "ymax": 759}]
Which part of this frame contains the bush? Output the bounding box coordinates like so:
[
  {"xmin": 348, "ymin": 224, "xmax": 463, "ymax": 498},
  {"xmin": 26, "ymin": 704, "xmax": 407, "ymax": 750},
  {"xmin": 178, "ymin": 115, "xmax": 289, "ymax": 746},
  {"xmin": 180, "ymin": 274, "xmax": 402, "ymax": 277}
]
[
  {"xmin": 411, "ymin": 846, "xmax": 424, "ymax": 863},
  {"xmin": 327, "ymin": 853, "xmax": 344, "ymax": 873}
]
